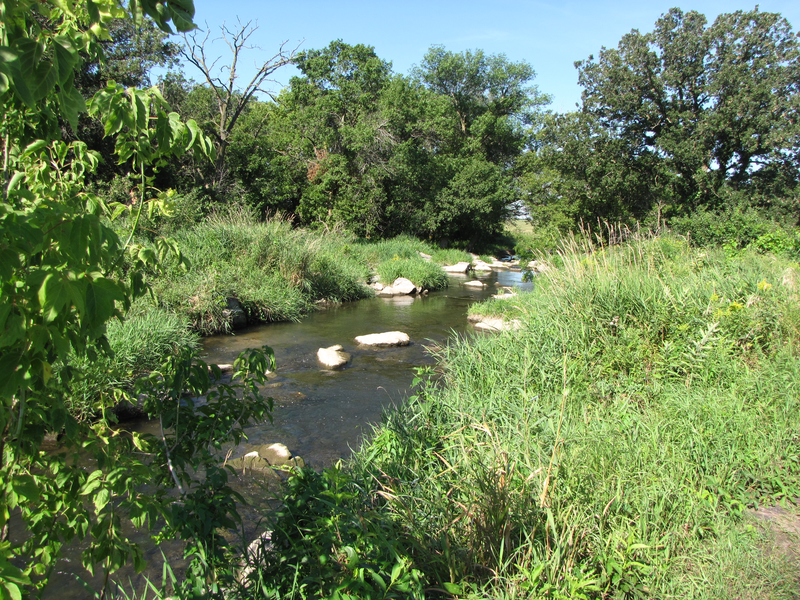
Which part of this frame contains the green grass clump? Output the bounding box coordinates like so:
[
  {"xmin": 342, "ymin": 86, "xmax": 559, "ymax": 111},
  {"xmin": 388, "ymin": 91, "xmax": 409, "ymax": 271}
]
[
  {"xmin": 376, "ymin": 257, "xmax": 449, "ymax": 291},
  {"xmin": 66, "ymin": 303, "xmax": 199, "ymax": 420},
  {"xmin": 330, "ymin": 232, "xmax": 800, "ymax": 598},
  {"xmin": 354, "ymin": 234, "xmax": 430, "ymax": 263},
  {"xmin": 468, "ymin": 294, "xmax": 523, "ymax": 319},
  {"xmin": 147, "ymin": 209, "xmax": 373, "ymax": 334},
  {"xmin": 430, "ymin": 247, "xmax": 473, "ymax": 265}
]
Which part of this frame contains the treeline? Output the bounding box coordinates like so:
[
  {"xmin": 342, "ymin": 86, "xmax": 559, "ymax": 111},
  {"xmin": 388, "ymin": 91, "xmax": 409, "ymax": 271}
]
[{"xmin": 82, "ymin": 7, "xmax": 800, "ymax": 250}]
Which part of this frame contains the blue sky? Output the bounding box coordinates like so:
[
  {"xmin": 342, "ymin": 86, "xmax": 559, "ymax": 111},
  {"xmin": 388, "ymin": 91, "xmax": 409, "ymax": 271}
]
[{"xmin": 183, "ymin": 0, "xmax": 800, "ymax": 112}]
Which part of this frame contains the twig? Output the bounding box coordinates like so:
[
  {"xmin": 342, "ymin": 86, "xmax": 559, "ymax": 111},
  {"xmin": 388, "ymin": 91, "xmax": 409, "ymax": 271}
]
[{"xmin": 160, "ymin": 415, "xmax": 184, "ymax": 494}]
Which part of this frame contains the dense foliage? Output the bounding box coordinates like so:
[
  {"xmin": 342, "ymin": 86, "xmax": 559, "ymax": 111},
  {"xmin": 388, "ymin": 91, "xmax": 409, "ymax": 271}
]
[
  {"xmin": 521, "ymin": 7, "xmax": 800, "ymax": 233},
  {"xmin": 0, "ymin": 1, "xmax": 276, "ymax": 598}
]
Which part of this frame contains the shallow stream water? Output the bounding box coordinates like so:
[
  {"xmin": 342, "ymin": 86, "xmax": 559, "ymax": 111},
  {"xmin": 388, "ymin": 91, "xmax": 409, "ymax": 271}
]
[{"xmin": 47, "ymin": 269, "xmax": 532, "ymax": 597}]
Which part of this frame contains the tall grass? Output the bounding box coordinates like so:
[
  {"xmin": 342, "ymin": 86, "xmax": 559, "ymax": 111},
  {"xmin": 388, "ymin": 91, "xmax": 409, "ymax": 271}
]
[
  {"xmin": 335, "ymin": 232, "xmax": 800, "ymax": 598},
  {"xmin": 150, "ymin": 209, "xmax": 373, "ymax": 334},
  {"xmin": 143, "ymin": 212, "xmax": 475, "ymax": 334},
  {"xmin": 376, "ymin": 258, "xmax": 449, "ymax": 291},
  {"xmin": 66, "ymin": 303, "xmax": 199, "ymax": 420}
]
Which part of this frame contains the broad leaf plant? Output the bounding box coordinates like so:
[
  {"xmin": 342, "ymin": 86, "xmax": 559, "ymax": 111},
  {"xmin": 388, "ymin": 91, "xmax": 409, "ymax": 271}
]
[{"xmin": 0, "ymin": 1, "xmax": 273, "ymax": 598}]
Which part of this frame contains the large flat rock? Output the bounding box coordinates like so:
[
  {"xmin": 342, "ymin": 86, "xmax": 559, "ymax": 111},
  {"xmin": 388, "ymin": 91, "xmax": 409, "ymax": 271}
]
[
  {"xmin": 442, "ymin": 262, "xmax": 471, "ymax": 273},
  {"xmin": 391, "ymin": 277, "xmax": 417, "ymax": 295},
  {"xmin": 355, "ymin": 331, "xmax": 411, "ymax": 347}
]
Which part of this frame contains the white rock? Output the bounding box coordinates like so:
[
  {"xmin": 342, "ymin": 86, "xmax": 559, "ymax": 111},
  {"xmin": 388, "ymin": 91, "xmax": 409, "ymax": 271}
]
[
  {"xmin": 317, "ymin": 345, "xmax": 351, "ymax": 369},
  {"xmin": 418, "ymin": 252, "xmax": 432, "ymax": 260},
  {"xmin": 463, "ymin": 280, "xmax": 486, "ymax": 288},
  {"xmin": 527, "ymin": 260, "xmax": 551, "ymax": 273},
  {"xmin": 391, "ymin": 277, "xmax": 417, "ymax": 295},
  {"xmin": 355, "ymin": 331, "xmax": 411, "ymax": 347},
  {"xmin": 472, "ymin": 261, "xmax": 493, "ymax": 272},
  {"xmin": 377, "ymin": 286, "xmax": 397, "ymax": 296},
  {"xmin": 370, "ymin": 282, "xmax": 385, "ymax": 291},
  {"xmin": 442, "ymin": 262, "xmax": 471, "ymax": 273},
  {"xmin": 472, "ymin": 317, "xmax": 522, "ymax": 332},
  {"xmin": 261, "ymin": 443, "xmax": 292, "ymax": 463}
]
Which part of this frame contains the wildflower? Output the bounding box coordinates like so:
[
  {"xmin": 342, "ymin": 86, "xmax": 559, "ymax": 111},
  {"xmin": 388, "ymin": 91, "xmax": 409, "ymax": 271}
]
[{"xmin": 757, "ymin": 279, "xmax": 773, "ymax": 292}]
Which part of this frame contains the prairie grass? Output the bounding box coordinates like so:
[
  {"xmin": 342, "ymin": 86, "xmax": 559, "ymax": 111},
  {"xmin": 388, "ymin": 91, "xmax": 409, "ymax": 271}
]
[
  {"xmin": 149, "ymin": 209, "xmax": 373, "ymax": 334},
  {"xmin": 336, "ymin": 231, "xmax": 800, "ymax": 598},
  {"xmin": 376, "ymin": 258, "xmax": 449, "ymax": 291},
  {"xmin": 65, "ymin": 302, "xmax": 199, "ymax": 420}
]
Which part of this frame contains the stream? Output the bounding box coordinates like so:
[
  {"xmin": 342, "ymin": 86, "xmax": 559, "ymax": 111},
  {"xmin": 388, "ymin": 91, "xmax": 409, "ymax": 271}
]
[{"xmin": 46, "ymin": 269, "xmax": 532, "ymax": 598}]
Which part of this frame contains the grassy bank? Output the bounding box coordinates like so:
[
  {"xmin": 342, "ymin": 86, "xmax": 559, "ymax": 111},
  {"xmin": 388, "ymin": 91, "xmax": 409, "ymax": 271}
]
[
  {"xmin": 64, "ymin": 302, "xmax": 200, "ymax": 421},
  {"xmin": 138, "ymin": 211, "xmax": 471, "ymax": 335},
  {"xmin": 257, "ymin": 233, "xmax": 800, "ymax": 599}
]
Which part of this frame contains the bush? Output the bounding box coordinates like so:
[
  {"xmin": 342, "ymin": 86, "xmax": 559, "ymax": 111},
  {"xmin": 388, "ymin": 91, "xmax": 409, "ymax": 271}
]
[{"xmin": 670, "ymin": 204, "xmax": 800, "ymax": 259}]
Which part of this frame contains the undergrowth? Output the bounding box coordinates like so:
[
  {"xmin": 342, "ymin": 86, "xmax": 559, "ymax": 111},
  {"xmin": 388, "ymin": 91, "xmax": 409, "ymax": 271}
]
[{"xmin": 259, "ymin": 232, "xmax": 800, "ymax": 599}]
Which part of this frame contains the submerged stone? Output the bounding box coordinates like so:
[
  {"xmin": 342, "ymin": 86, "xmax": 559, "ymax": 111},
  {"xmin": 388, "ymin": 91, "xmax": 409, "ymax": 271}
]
[{"xmin": 222, "ymin": 297, "xmax": 248, "ymax": 329}]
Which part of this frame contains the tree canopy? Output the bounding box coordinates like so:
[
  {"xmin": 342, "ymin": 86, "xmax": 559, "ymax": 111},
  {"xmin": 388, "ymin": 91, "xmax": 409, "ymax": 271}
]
[{"xmin": 523, "ymin": 7, "xmax": 800, "ymax": 229}]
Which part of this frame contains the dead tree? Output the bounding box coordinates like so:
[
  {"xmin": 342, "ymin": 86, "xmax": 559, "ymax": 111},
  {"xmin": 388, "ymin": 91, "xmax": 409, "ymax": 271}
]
[{"xmin": 181, "ymin": 21, "xmax": 299, "ymax": 192}]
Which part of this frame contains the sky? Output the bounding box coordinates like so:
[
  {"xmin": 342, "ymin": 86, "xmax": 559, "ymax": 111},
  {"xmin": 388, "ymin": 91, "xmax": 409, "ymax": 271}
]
[{"xmin": 182, "ymin": 0, "xmax": 800, "ymax": 113}]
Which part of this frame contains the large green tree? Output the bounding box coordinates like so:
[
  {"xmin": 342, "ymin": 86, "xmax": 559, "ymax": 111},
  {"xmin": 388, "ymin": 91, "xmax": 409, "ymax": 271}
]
[
  {"xmin": 574, "ymin": 7, "xmax": 800, "ymax": 214},
  {"xmin": 413, "ymin": 45, "xmax": 548, "ymax": 164},
  {"xmin": 271, "ymin": 42, "xmax": 548, "ymax": 245}
]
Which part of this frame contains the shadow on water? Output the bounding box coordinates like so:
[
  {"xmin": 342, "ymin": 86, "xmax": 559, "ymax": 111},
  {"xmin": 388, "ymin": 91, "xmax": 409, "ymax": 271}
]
[{"xmin": 45, "ymin": 270, "xmax": 532, "ymax": 598}]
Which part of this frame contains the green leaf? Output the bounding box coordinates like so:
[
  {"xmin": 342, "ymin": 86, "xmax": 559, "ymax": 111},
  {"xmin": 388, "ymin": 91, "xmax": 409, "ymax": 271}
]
[
  {"xmin": 185, "ymin": 118, "xmax": 199, "ymax": 151},
  {"xmin": 0, "ymin": 248, "xmax": 20, "ymax": 282},
  {"xmin": 442, "ymin": 582, "xmax": 462, "ymax": 594},
  {"xmin": 94, "ymin": 488, "xmax": 110, "ymax": 513},
  {"xmin": 81, "ymin": 470, "xmax": 103, "ymax": 496},
  {"xmin": 0, "ymin": 352, "xmax": 22, "ymax": 400},
  {"xmin": 38, "ymin": 273, "xmax": 71, "ymax": 323},
  {"xmin": 168, "ymin": 5, "xmax": 196, "ymax": 32},
  {"xmin": 12, "ymin": 38, "xmax": 57, "ymax": 103},
  {"xmin": 53, "ymin": 38, "xmax": 77, "ymax": 85},
  {"xmin": 22, "ymin": 139, "xmax": 47, "ymax": 156},
  {"xmin": 84, "ymin": 279, "xmax": 121, "ymax": 332},
  {"xmin": 58, "ymin": 83, "xmax": 87, "ymax": 132},
  {"xmin": 86, "ymin": 0, "xmax": 100, "ymax": 23},
  {"xmin": 6, "ymin": 171, "xmax": 25, "ymax": 193}
]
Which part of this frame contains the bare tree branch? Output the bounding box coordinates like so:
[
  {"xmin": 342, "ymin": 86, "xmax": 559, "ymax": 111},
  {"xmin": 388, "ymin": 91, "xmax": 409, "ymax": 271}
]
[{"xmin": 181, "ymin": 20, "xmax": 302, "ymax": 192}]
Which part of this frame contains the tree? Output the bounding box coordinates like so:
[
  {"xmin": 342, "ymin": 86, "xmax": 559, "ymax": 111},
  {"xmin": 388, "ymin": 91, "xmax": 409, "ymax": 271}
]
[
  {"xmin": 0, "ymin": 1, "xmax": 273, "ymax": 597},
  {"xmin": 575, "ymin": 7, "xmax": 800, "ymax": 213},
  {"xmin": 76, "ymin": 16, "xmax": 182, "ymax": 97},
  {"xmin": 181, "ymin": 20, "xmax": 298, "ymax": 195},
  {"xmin": 273, "ymin": 40, "xmax": 398, "ymax": 234},
  {"xmin": 520, "ymin": 111, "xmax": 667, "ymax": 227},
  {"xmin": 414, "ymin": 46, "xmax": 549, "ymax": 163}
]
